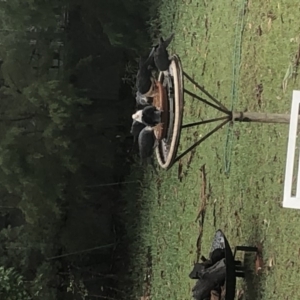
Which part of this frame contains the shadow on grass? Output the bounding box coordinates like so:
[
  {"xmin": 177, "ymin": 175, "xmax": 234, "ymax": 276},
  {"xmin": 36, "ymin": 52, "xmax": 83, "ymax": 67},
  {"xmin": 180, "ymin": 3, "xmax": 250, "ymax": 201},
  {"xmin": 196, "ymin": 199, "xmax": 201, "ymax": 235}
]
[
  {"xmin": 62, "ymin": 2, "xmax": 161, "ymax": 298},
  {"xmin": 111, "ymin": 165, "xmax": 157, "ymax": 298},
  {"xmin": 243, "ymin": 255, "xmax": 263, "ymax": 300},
  {"xmin": 242, "ymin": 223, "xmax": 265, "ymax": 300}
]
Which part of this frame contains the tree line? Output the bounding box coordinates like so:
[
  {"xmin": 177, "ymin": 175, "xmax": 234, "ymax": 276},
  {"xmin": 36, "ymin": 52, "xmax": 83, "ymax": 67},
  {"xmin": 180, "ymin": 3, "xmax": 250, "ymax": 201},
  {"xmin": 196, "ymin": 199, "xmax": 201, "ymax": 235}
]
[{"xmin": 0, "ymin": 0, "xmax": 156, "ymax": 299}]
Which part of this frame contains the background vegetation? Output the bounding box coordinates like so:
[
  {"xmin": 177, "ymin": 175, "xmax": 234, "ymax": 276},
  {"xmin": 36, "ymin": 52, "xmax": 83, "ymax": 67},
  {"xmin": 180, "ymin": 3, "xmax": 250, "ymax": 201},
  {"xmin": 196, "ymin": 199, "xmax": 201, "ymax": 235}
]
[{"xmin": 0, "ymin": 0, "xmax": 157, "ymax": 299}]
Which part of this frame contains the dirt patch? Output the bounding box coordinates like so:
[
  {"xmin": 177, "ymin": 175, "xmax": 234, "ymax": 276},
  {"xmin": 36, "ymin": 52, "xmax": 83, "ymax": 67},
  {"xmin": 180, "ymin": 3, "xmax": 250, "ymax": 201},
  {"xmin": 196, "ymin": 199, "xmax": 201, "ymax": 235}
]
[{"xmin": 195, "ymin": 164, "xmax": 211, "ymax": 262}]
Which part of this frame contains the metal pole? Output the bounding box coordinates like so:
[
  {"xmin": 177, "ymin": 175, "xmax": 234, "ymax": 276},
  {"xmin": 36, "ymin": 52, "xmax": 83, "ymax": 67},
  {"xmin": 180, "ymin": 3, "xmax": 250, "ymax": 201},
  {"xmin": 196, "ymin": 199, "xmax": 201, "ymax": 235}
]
[
  {"xmin": 174, "ymin": 119, "xmax": 230, "ymax": 163},
  {"xmin": 184, "ymin": 89, "xmax": 231, "ymax": 115},
  {"xmin": 181, "ymin": 116, "xmax": 230, "ymax": 129},
  {"xmin": 232, "ymin": 111, "xmax": 299, "ymax": 124},
  {"xmin": 183, "ymin": 71, "xmax": 230, "ymax": 112}
]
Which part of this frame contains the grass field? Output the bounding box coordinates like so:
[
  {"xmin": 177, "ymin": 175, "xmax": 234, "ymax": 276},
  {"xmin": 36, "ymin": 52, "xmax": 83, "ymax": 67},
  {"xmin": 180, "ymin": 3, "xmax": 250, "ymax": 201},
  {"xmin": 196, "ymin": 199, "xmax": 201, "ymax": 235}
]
[{"xmin": 123, "ymin": 0, "xmax": 300, "ymax": 299}]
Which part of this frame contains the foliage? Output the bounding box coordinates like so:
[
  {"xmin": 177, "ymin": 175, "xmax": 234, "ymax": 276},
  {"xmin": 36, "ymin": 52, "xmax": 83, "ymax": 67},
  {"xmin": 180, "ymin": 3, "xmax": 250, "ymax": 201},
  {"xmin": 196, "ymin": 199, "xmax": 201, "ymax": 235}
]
[
  {"xmin": 67, "ymin": 270, "xmax": 88, "ymax": 300},
  {"xmin": 0, "ymin": 0, "xmax": 65, "ymax": 31},
  {"xmin": 0, "ymin": 0, "xmax": 154, "ymax": 299},
  {"xmin": 0, "ymin": 2, "xmax": 109, "ymax": 300},
  {"xmin": 0, "ymin": 266, "xmax": 31, "ymax": 300},
  {"xmin": 74, "ymin": 0, "xmax": 154, "ymax": 53},
  {"xmin": 122, "ymin": 60, "xmax": 139, "ymax": 92}
]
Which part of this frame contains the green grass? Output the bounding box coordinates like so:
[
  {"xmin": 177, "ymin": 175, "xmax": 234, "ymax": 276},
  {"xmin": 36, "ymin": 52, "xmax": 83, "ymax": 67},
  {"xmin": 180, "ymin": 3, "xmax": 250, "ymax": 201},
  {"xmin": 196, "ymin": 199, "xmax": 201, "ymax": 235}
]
[{"xmin": 124, "ymin": 0, "xmax": 300, "ymax": 299}]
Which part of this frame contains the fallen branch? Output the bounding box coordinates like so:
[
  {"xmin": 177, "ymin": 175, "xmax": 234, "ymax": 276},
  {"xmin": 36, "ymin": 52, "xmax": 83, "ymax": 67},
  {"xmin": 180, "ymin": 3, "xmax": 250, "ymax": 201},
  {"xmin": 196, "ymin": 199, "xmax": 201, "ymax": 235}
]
[
  {"xmin": 195, "ymin": 164, "xmax": 208, "ymax": 222},
  {"xmin": 88, "ymin": 295, "xmax": 117, "ymax": 300},
  {"xmin": 178, "ymin": 159, "xmax": 183, "ymax": 181},
  {"xmin": 195, "ymin": 164, "xmax": 209, "ymax": 262},
  {"xmin": 292, "ymin": 43, "xmax": 300, "ymax": 85},
  {"xmin": 46, "ymin": 243, "xmax": 115, "ymax": 260},
  {"xmin": 195, "ymin": 226, "xmax": 203, "ymax": 262}
]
